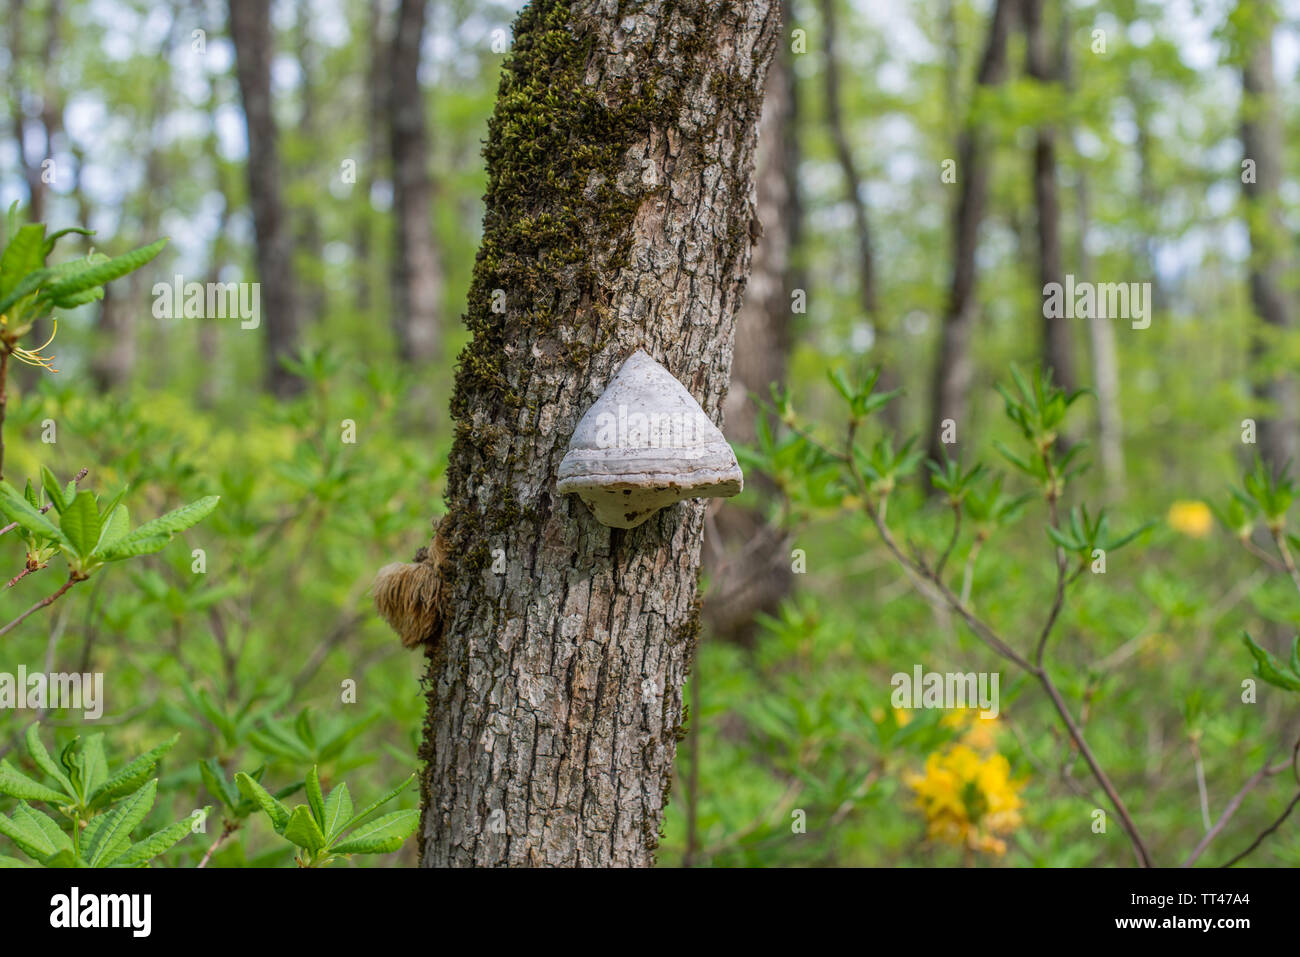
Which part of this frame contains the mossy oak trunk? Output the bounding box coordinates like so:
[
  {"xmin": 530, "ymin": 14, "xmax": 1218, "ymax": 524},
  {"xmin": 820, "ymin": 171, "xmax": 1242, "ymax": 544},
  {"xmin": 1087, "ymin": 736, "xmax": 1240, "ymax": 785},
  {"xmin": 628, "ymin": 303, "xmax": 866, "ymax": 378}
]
[{"xmin": 417, "ymin": 0, "xmax": 780, "ymax": 866}]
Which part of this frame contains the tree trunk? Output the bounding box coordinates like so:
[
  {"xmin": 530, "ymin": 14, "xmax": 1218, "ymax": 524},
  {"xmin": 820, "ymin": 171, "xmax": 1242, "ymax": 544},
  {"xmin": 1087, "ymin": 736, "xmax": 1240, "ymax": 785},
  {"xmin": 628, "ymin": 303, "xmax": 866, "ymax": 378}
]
[
  {"xmin": 926, "ymin": 0, "xmax": 1017, "ymax": 466},
  {"xmin": 1024, "ymin": 0, "xmax": 1075, "ymax": 394},
  {"xmin": 354, "ymin": 1, "xmax": 390, "ymax": 316},
  {"xmin": 1240, "ymin": 0, "xmax": 1296, "ymax": 469},
  {"xmin": 8, "ymin": 0, "xmax": 46, "ymax": 224},
  {"xmin": 1061, "ymin": 3, "xmax": 1124, "ymax": 497},
  {"xmin": 294, "ymin": 0, "xmax": 326, "ymax": 326},
  {"xmin": 229, "ymin": 0, "xmax": 303, "ymax": 397},
  {"xmin": 819, "ymin": 0, "xmax": 899, "ymax": 429},
  {"xmin": 705, "ymin": 0, "xmax": 799, "ymax": 645},
  {"xmin": 92, "ymin": 12, "xmax": 179, "ymax": 393},
  {"xmin": 389, "ymin": 0, "xmax": 442, "ymax": 363},
  {"xmin": 417, "ymin": 0, "xmax": 780, "ymax": 867}
]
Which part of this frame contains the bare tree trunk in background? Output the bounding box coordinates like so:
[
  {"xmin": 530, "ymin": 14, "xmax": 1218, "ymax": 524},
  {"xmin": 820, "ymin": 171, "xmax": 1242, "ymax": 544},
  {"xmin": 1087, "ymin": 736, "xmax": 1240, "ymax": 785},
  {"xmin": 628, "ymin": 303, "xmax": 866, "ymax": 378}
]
[
  {"xmin": 196, "ymin": 68, "xmax": 234, "ymax": 409},
  {"xmin": 229, "ymin": 0, "xmax": 303, "ymax": 397},
  {"xmin": 1240, "ymin": 0, "xmax": 1296, "ymax": 469},
  {"xmin": 1062, "ymin": 5, "xmax": 1123, "ymax": 496},
  {"xmin": 389, "ymin": 0, "xmax": 442, "ymax": 363},
  {"xmin": 8, "ymin": 0, "xmax": 47, "ymax": 224},
  {"xmin": 418, "ymin": 0, "xmax": 779, "ymax": 867},
  {"xmin": 354, "ymin": 2, "xmax": 390, "ymax": 316},
  {"xmin": 294, "ymin": 1, "xmax": 326, "ymax": 325},
  {"xmin": 1024, "ymin": 0, "xmax": 1075, "ymax": 394},
  {"xmin": 926, "ymin": 0, "xmax": 1017, "ymax": 467},
  {"xmin": 92, "ymin": 13, "xmax": 179, "ymax": 392},
  {"xmin": 819, "ymin": 0, "xmax": 898, "ymax": 429},
  {"xmin": 9, "ymin": 0, "xmax": 62, "ymax": 392},
  {"xmin": 705, "ymin": 0, "xmax": 799, "ymax": 646}
]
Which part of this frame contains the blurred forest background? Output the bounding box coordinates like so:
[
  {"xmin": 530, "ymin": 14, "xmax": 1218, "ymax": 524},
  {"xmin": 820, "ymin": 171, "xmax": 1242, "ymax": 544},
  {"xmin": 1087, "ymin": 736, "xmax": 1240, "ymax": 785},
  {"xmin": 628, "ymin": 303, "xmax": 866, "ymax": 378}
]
[{"xmin": 2, "ymin": 0, "xmax": 1300, "ymax": 867}]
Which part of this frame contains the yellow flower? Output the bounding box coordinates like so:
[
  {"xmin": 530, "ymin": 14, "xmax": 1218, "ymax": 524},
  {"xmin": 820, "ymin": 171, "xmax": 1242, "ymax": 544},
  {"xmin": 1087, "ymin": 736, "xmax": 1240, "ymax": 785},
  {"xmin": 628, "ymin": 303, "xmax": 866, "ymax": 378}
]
[
  {"xmin": 939, "ymin": 708, "xmax": 1001, "ymax": 750},
  {"xmin": 1, "ymin": 315, "xmax": 60, "ymax": 373},
  {"xmin": 906, "ymin": 744, "xmax": 1024, "ymax": 857},
  {"xmin": 1167, "ymin": 500, "xmax": 1212, "ymax": 538}
]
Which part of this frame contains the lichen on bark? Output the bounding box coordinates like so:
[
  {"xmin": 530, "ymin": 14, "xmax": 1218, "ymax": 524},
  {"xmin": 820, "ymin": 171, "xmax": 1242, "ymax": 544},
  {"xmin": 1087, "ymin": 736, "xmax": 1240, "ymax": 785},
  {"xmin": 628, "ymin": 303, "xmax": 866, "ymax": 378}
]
[{"xmin": 420, "ymin": 0, "xmax": 780, "ymax": 867}]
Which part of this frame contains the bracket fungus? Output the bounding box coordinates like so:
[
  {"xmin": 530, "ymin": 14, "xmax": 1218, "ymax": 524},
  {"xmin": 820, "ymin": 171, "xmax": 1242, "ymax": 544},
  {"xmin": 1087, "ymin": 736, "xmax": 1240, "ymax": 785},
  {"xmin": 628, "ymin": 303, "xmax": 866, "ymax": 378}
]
[{"xmin": 556, "ymin": 349, "xmax": 743, "ymax": 528}]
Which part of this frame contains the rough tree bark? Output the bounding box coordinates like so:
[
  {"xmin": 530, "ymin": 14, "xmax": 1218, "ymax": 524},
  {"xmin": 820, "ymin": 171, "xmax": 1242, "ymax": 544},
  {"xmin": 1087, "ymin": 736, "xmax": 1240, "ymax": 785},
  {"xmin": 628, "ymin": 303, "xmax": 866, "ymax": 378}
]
[
  {"xmin": 229, "ymin": 0, "xmax": 303, "ymax": 397},
  {"xmin": 389, "ymin": 0, "xmax": 443, "ymax": 363},
  {"xmin": 704, "ymin": 0, "xmax": 799, "ymax": 645},
  {"xmin": 417, "ymin": 0, "xmax": 780, "ymax": 867},
  {"xmin": 1239, "ymin": 0, "xmax": 1296, "ymax": 469},
  {"xmin": 926, "ymin": 0, "xmax": 1017, "ymax": 466},
  {"xmin": 1023, "ymin": 0, "xmax": 1075, "ymax": 394}
]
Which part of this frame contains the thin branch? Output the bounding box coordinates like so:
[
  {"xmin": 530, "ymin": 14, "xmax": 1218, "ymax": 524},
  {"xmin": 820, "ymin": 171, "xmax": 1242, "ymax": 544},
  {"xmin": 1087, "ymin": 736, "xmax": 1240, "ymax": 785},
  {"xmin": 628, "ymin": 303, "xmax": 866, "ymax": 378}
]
[
  {"xmin": 1189, "ymin": 735, "xmax": 1211, "ymax": 833},
  {"xmin": 197, "ymin": 819, "xmax": 240, "ymax": 869},
  {"xmin": 959, "ymin": 535, "xmax": 984, "ymax": 608},
  {"xmin": 1220, "ymin": 789, "xmax": 1300, "ymax": 868},
  {"xmin": 1182, "ymin": 751, "xmax": 1290, "ymax": 867},
  {"xmin": 0, "ymin": 574, "xmax": 82, "ymax": 638}
]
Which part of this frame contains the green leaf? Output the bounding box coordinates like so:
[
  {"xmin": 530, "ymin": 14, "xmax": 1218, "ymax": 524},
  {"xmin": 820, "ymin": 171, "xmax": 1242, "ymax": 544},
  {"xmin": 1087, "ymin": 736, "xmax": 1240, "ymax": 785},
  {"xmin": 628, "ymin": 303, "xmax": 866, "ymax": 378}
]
[
  {"xmin": 1242, "ymin": 632, "xmax": 1300, "ymax": 692},
  {"xmin": 0, "ymin": 266, "xmax": 52, "ymax": 316},
  {"xmin": 0, "ymin": 811, "xmax": 55, "ymax": 862},
  {"xmin": 107, "ymin": 810, "xmax": 204, "ymax": 868},
  {"xmin": 344, "ymin": 774, "xmax": 415, "ymax": 832},
  {"xmin": 283, "ymin": 805, "xmax": 327, "ymax": 853},
  {"xmin": 0, "ymin": 224, "xmax": 47, "ymax": 301},
  {"xmin": 100, "ymin": 496, "xmax": 219, "ymax": 561},
  {"xmin": 11, "ymin": 803, "xmax": 72, "ymax": 859},
  {"xmin": 24, "ymin": 725, "xmax": 74, "ymax": 798},
  {"xmin": 99, "ymin": 533, "xmax": 171, "ymax": 561},
  {"xmin": 39, "ymin": 467, "xmax": 66, "ymax": 513},
  {"xmin": 0, "ymin": 761, "xmax": 73, "ymax": 803},
  {"xmin": 322, "ymin": 782, "xmax": 353, "ymax": 843},
  {"xmin": 198, "ymin": 758, "xmax": 241, "ymax": 810},
  {"xmin": 235, "ymin": 772, "xmax": 291, "ymax": 833},
  {"xmin": 36, "ymin": 238, "xmax": 167, "ymax": 306},
  {"xmin": 79, "ymin": 735, "xmax": 110, "ymax": 801},
  {"xmin": 85, "ymin": 780, "xmax": 157, "ymax": 866},
  {"xmin": 305, "ymin": 766, "xmax": 326, "ymax": 828},
  {"xmin": 59, "ymin": 491, "xmax": 102, "ymax": 559},
  {"xmin": 93, "ymin": 504, "xmax": 130, "ymax": 555},
  {"xmin": 42, "ymin": 226, "xmax": 95, "ymax": 255},
  {"xmin": 89, "ymin": 734, "xmax": 179, "ymax": 808},
  {"xmin": 0, "ymin": 854, "xmax": 38, "ymax": 867},
  {"xmin": 331, "ymin": 809, "xmax": 419, "ymax": 855},
  {"xmin": 0, "ymin": 483, "xmax": 67, "ymax": 544}
]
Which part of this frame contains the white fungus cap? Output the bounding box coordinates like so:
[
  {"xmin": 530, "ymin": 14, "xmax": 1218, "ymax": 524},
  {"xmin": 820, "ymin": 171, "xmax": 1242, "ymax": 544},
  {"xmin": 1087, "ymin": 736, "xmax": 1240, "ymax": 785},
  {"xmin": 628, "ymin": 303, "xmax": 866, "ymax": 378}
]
[{"xmin": 557, "ymin": 349, "xmax": 743, "ymax": 528}]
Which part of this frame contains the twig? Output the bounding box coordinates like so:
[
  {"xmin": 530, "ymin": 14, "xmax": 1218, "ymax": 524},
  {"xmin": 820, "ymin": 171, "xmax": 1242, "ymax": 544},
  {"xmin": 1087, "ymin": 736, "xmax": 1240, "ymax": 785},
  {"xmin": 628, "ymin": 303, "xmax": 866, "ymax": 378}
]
[
  {"xmin": 0, "ymin": 575, "xmax": 82, "ymax": 638},
  {"xmin": 1182, "ymin": 750, "xmax": 1291, "ymax": 867},
  {"xmin": 1220, "ymin": 789, "xmax": 1300, "ymax": 868},
  {"xmin": 959, "ymin": 535, "xmax": 984, "ymax": 608},
  {"xmin": 7, "ymin": 562, "xmax": 44, "ymax": 587},
  {"xmin": 0, "ymin": 348, "xmax": 8, "ymax": 480},
  {"xmin": 198, "ymin": 819, "xmax": 240, "ymax": 869},
  {"xmin": 1270, "ymin": 528, "xmax": 1300, "ymax": 596},
  {"xmin": 849, "ymin": 450, "xmax": 1153, "ymax": 864},
  {"xmin": 935, "ymin": 504, "xmax": 962, "ymax": 578},
  {"xmin": 1189, "ymin": 735, "xmax": 1211, "ymax": 833}
]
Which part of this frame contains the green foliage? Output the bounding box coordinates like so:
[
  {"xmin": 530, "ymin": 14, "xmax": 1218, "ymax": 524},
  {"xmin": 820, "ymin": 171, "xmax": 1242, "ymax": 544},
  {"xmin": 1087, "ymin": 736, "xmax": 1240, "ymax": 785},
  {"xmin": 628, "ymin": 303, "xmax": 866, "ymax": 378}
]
[
  {"xmin": 701, "ymin": 360, "xmax": 1299, "ymax": 866},
  {"xmin": 235, "ymin": 767, "xmax": 418, "ymax": 867},
  {"xmin": 1241, "ymin": 633, "xmax": 1300, "ymax": 693},
  {"xmin": 0, "ymin": 725, "xmax": 201, "ymax": 867},
  {"xmin": 0, "ymin": 205, "xmax": 167, "ymax": 324}
]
